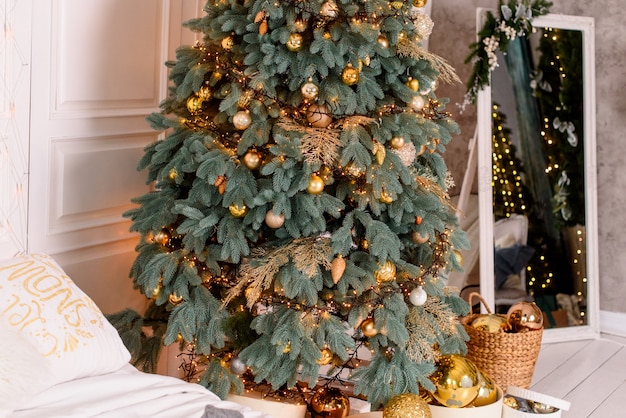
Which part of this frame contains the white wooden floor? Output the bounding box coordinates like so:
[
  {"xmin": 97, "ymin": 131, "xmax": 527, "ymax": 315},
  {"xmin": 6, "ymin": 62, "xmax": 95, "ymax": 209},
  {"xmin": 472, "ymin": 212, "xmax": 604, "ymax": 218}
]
[{"xmin": 530, "ymin": 334, "xmax": 626, "ymax": 417}]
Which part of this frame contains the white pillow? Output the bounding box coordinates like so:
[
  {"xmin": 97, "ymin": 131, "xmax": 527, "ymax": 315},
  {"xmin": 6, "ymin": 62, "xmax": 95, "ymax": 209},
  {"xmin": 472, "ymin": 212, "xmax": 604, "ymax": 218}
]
[
  {"xmin": 0, "ymin": 319, "xmax": 52, "ymax": 414},
  {"xmin": 0, "ymin": 253, "xmax": 131, "ymax": 409}
]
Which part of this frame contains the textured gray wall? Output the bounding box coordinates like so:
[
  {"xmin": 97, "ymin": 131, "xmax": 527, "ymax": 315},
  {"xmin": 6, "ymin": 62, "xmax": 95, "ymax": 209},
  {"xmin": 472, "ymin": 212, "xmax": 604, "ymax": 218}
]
[{"xmin": 430, "ymin": 0, "xmax": 626, "ymax": 313}]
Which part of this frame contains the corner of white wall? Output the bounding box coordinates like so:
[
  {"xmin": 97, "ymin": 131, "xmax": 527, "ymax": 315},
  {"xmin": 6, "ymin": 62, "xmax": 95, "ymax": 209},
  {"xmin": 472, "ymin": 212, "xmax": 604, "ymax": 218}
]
[{"xmin": 600, "ymin": 310, "xmax": 626, "ymax": 337}]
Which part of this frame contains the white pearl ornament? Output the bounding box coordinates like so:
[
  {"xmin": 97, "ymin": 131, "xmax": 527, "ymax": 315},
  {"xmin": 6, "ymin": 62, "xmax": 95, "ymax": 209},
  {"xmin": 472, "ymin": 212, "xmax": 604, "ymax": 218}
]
[{"xmin": 409, "ymin": 286, "xmax": 427, "ymax": 306}]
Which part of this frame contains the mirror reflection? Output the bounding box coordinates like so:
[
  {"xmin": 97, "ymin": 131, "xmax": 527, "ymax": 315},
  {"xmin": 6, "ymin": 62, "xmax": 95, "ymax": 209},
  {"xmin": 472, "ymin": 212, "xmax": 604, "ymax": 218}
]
[{"xmin": 488, "ymin": 24, "xmax": 587, "ymax": 327}]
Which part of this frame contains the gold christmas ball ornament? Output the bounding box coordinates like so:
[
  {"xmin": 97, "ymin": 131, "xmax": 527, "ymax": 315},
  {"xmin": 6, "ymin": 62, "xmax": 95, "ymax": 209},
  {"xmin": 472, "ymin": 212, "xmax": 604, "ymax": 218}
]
[
  {"xmin": 411, "ymin": 231, "xmax": 429, "ymax": 244},
  {"xmin": 317, "ymin": 347, "xmax": 334, "ymax": 365},
  {"xmin": 186, "ymin": 96, "xmax": 204, "ymax": 114},
  {"xmin": 232, "ymin": 110, "xmax": 252, "ymax": 130},
  {"xmin": 309, "ymin": 387, "xmax": 350, "ymax": 418},
  {"xmin": 383, "ymin": 393, "xmax": 432, "ymax": 418},
  {"xmin": 409, "ymin": 95, "xmax": 426, "ymax": 111},
  {"xmin": 168, "ymin": 292, "xmax": 184, "ymax": 306},
  {"xmin": 229, "ymin": 203, "xmax": 248, "ymax": 218},
  {"xmin": 429, "ymin": 354, "xmax": 480, "ymax": 408},
  {"xmin": 409, "ymin": 286, "xmax": 427, "ymax": 306},
  {"xmin": 375, "ymin": 260, "xmax": 397, "ymax": 283},
  {"xmin": 198, "ymin": 85, "xmax": 212, "ymax": 100},
  {"xmin": 413, "ymin": 0, "xmax": 428, "ymax": 8},
  {"xmin": 507, "ymin": 301, "xmax": 544, "ymax": 332},
  {"xmin": 221, "ymin": 35, "xmax": 234, "ymax": 50},
  {"xmin": 264, "ymin": 209, "xmax": 285, "ymax": 228},
  {"xmin": 341, "ymin": 64, "xmax": 360, "ymax": 86},
  {"xmin": 471, "ymin": 313, "xmax": 509, "ymax": 333},
  {"xmin": 286, "ymin": 33, "xmax": 304, "ymax": 51},
  {"xmin": 153, "ymin": 228, "xmax": 171, "ymax": 246},
  {"xmin": 360, "ymin": 317, "xmax": 378, "ymax": 337},
  {"xmin": 406, "ymin": 77, "xmax": 420, "ymax": 92},
  {"xmin": 307, "ymin": 103, "xmax": 333, "ymax": 128},
  {"xmin": 243, "ymin": 150, "xmax": 262, "ymax": 170},
  {"xmin": 379, "ymin": 190, "xmax": 394, "ymax": 204},
  {"xmin": 377, "ymin": 34, "xmax": 389, "ymax": 48},
  {"xmin": 390, "ymin": 136, "xmax": 405, "ymax": 149},
  {"xmin": 307, "ymin": 174, "xmax": 325, "ymax": 194},
  {"xmin": 471, "ymin": 371, "xmax": 498, "ymax": 407},
  {"xmin": 301, "ymin": 80, "xmax": 319, "ymax": 100}
]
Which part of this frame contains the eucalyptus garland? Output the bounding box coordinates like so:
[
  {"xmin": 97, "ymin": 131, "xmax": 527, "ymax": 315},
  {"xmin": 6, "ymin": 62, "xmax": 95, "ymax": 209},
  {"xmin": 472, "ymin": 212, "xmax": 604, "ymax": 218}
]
[{"xmin": 462, "ymin": 0, "xmax": 552, "ymax": 107}]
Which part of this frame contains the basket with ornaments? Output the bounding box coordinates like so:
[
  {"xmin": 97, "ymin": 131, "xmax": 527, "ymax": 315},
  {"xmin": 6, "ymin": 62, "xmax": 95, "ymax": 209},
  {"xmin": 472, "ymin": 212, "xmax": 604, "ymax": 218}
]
[{"xmin": 461, "ymin": 292, "xmax": 544, "ymax": 392}]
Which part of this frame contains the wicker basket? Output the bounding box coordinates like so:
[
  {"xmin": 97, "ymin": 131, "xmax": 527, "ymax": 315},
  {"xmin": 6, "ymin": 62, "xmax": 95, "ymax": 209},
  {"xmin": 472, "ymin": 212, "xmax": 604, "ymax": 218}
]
[{"xmin": 461, "ymin": 292, "xmax": 543, "ymax": 391}]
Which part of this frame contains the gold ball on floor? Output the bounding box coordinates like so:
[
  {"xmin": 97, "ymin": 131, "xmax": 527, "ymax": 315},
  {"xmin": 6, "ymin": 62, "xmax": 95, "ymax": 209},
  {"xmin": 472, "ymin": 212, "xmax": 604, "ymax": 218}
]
[
  {"xmin": 429, "ymin": 354, "xmax": 480, "ymax": 408},
  {"xmin": 309, "ymin": 387, "xmax": 350, "ymax": 418},
  {"xmin": 383, "ymin": 393, "xmax": 432, "ymax": 418}
]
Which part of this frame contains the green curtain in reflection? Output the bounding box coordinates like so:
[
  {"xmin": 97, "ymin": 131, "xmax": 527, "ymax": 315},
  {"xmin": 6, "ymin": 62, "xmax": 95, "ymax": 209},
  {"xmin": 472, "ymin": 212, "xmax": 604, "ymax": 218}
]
[{"xmin": 503, "ymin": 37, "xmax": 559, "ymax": 243}]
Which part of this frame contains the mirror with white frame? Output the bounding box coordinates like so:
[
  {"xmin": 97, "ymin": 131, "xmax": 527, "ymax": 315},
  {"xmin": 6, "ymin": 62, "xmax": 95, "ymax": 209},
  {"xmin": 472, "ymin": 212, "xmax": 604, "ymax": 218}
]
[{"xmin": 475, "ymin": 12, "xmax": 599, "ymax": 342}]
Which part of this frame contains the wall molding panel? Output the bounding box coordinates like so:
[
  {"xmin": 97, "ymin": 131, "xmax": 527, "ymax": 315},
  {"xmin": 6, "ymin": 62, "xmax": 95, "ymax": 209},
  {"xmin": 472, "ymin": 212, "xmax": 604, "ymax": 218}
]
[
  {"xmin": 48, "ymin": 132, "xmax": 156, "ymax": 234},
  {"xmin": 50, "ymin": 0, "xmax": 170, "ymax": 119}
]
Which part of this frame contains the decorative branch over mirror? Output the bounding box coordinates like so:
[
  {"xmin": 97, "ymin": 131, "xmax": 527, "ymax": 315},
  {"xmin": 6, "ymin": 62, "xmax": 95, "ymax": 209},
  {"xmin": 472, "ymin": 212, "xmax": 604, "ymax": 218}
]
[{"xmin": 462, "ymin": 2, "xmax": 599, "ymax": 342}]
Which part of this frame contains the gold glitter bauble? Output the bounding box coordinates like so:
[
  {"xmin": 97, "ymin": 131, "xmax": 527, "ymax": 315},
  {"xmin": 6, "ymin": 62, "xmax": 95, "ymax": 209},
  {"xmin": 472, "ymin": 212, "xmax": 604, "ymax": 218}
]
[
  {"xmin": 413, "ymin": 0, "xmax": 428, "ymax": 8},
  {"xmin": 341, "ymin": 64, "xmax": 360, "ymax": 86},
  {"xmin": 264, "ymin": 209, "xmax": 285, "ymax": 228},
  {"xmin": 375, "ymin": 260, "xmax": 396, "ymax": 283},
  {"xmin": 307, "ymin": 103, "xmax": 333, "ymax": 128},
  {"xmin": 301, "ymin": 80, "xmax": 319, "ymax": 100},
  {"xmin": 317, "ymin": 348, "xmax": 334, "ymax": 365},
  {"xmin": 507, "ymin": 301, "xmax": 544, "ymax": 331},
  {"xmin": 390, "ymin": 136, "xmax": 405, "ymax": 149},
  {"xmin": 286, "ymin": 33, "xmax": 304, "ymax": 51},
  {"xmin": 153, "ymin": 228, "xmax": 171, "ymax": 246},
  {"xmin": 360, "ymin": 318, "xmax": 377, "ymax": 337},
  {"xmin": 392, "ymin": 142, "xmax": 417, "ymax": 167},
  {"xmin": 232, "ymin": 110, "xmax": 252, "ymax": 130},
  {"xmin": 229, "ymin": 203, "xmax": 248, "ymax": 218},
  {"xmin": 383, "ymin": 393, "xmax": 432, "ymax": 418},
  {"xmin": 406, "ymin": 77, "xmax": 420, "ymax": 92},
  {"xmin": 429, "ymin": 354, "xmax": 480, "ymax": 408},
  {"xmin": 243, "ymin": 150, "xmax": 262, "ymax": 170},
  {"xmin": 471, "ymin": 371, "xmax": 498, "ymax": 407},
  {"xmin": 221, "ymin": 35, "xmax": 234, "ymax": 50},
  {"xmin": 168, "ymin": 292, "xmax": 184, "ymax": 306},
  {"xmin": 198, "ymin": 85, "xmax": 212, "ymax": 100},
  {"xmin": 310, "ymin": 387, "xmax": 349, "ymax": 418},
  {"xmin": 307, "ymin": 174, "xmax": 325, "ymax": 194}
]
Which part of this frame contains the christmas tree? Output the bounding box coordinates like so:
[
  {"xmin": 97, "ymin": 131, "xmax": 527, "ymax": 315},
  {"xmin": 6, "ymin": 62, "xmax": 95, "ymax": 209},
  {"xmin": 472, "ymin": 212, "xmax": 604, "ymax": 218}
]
[{"xmin": 113, "ymin": 0, "xmax": 469, "ymax": 409}]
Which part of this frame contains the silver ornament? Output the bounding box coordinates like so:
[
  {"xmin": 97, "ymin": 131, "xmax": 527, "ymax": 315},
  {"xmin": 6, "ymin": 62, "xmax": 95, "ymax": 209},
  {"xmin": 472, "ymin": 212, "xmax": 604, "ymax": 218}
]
[{"xmin": 230, "ymin": 357, "xmax": 247, "ymax": 374}]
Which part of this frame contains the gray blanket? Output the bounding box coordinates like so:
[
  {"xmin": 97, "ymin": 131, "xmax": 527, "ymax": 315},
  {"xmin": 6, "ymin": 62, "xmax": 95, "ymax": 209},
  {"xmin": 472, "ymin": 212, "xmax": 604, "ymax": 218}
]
[{"xmin": 201, "ymin": 405, "xmax": 244, "ymax": 418}]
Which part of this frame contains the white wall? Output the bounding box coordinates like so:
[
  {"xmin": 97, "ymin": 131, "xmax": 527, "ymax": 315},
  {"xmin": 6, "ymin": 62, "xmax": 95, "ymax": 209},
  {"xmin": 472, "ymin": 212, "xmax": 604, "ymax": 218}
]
[{"xmin": 0, "ymin": 0, "xmax": 203, "ymax": 314}]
